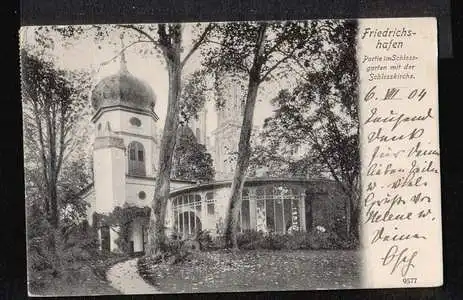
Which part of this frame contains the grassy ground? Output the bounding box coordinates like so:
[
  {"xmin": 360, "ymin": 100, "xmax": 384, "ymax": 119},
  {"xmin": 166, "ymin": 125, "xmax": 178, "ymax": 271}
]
[{"xmin": 138, "ymin": 250, "xmax": 361, "ymax": 293}]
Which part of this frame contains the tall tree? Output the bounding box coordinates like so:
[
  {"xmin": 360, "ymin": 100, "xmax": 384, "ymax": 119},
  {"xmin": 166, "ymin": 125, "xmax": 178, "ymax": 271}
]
[
  {"xmin": 258, "ymin": 20, "xmax": 360, "ymax": 237},
  {"xmin": 71, "ymin": 24, "xmax": 213, "ymax": 254},
  {"xmin": 121, "ymin": 24, "xmax": 214, "ymax": 254},
  {"xmin": 203, "ymin": 20, "xmax": 341, "ymax": 248},
  {"xmin": 21, "ymin": 49, "xmax": 90, "ymax": 229}
]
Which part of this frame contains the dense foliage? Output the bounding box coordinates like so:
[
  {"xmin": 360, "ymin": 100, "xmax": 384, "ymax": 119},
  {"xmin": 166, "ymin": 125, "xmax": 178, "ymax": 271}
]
[
  {"xmin": 22, "ymin": 48, "xmax": 110, "ymax": 295},
  {"xmin": 22, "ymin": 49, "xmax": 91, "ymax": 228},
  {"xmin": 171, "ymin": 125, "xmax": 215, "ymax": 182},
  {"xmin": 27, "ymin": 204, "xmax": 110, "ymax": 294}
]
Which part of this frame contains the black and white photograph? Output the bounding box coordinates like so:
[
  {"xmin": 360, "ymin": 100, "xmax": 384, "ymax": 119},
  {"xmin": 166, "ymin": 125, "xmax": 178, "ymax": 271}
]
[{"xmin": 21, "ymin": 19, "xmax": 364, "ymax": 296}]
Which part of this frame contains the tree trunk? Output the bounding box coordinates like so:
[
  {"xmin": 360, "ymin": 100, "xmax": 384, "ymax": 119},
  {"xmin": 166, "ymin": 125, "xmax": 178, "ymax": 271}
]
[
  {"xmin": 305, "ymin": 192, "xmax": 313, "ymax": 231},
  {"xmin": 345, "ymin": 195, "xmax": 351, "ymax": 237},
  {"xmin": 349, "ymin": 193, "xmax": 360, "ymax": 240},
  {"xmin": 49, "ymin": 182, "xmax": 59, "ymax": 228},
  {"xmin": 147, "ymin": 58, "xmax": 182, "ymax": 256},
  {"xmin": 224, "ymin": 78, "xmax": 260, "ymax": 249}
]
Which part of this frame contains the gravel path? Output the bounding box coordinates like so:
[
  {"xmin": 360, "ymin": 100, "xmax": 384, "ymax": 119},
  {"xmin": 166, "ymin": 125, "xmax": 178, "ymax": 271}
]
[{"xmin": 106, "ymin": 258, "xmax": 159, "ymax": 295}]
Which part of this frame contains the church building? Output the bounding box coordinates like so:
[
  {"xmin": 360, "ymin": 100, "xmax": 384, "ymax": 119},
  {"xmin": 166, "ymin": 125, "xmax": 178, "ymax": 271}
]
[
  {"xmin": 82, "ymin": 52, "xmax": 195, "ymax": 253},
  {"xmin": 81, "ymin": 52, "xmax": 349, "ymax": 255}
]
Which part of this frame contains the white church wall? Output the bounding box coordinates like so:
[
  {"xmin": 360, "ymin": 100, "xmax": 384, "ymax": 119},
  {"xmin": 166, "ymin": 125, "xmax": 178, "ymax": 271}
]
[
  {"xmin": 125, "ymin": 177, "xmax": 154, "ymax": 207},
  {"xmin": 94, "ymin": 110, "xmax": 123, "ymax": 133},
  {"xmin": 125, "ymin": 177, "xmax": 196, "ymax": 208},
  {"xmin": 93, "ymin": 147, "xmax": 126, "ymax": 213},
  {"xmin": 119, "ymin": 111, "xmax": 157, "ymax": 139}
]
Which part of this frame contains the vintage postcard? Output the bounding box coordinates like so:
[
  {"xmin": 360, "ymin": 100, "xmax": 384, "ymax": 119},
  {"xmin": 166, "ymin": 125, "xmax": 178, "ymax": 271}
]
[{"xmin": 20, "ymin": 17, "xmax": 441, "ymax": 296}]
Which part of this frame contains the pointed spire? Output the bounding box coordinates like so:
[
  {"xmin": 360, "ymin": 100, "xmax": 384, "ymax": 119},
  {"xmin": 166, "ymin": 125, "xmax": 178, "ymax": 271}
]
[{"xmin": 119, "ymin": 32, "xmax": 128, "ymax": 73}]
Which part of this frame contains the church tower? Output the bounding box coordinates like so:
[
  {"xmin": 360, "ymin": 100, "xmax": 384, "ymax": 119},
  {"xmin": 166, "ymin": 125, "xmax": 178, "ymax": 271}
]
[
  {"xmin": 90, "ymin": 37, "xmax": 159, "ymax": 251},
  {"xmin": 212, "ymin": 76, "xmax": 245, "ymax": 180},
  {"xmin": 188, "ymin": 107, "xmax": 207, "ymax": 145}
]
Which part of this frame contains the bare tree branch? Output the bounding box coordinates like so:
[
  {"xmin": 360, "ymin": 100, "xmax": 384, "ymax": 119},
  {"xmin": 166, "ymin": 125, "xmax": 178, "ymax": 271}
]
[
  {"xmin": 118, "ymin": 24, "xmax": 159, "ymax": 46},
  {"xmin": 99, "ymin": 40, "xmax": 154, "ymax": 67},
  {"xmin": 180, "ymin": 24, "xmax": 214, "ymax": 69}
]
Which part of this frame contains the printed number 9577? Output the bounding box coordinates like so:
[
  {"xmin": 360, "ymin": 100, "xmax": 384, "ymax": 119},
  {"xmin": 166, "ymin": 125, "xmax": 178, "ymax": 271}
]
[{"xmin": 403, "ymin": 278, "xmax": 417, "ymax": 284}]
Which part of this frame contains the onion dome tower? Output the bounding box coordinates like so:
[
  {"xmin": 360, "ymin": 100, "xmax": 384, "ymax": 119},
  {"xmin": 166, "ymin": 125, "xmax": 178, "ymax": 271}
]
[
  {"xmin": 90, "ymin": 35, "xmax": 160, "ymax": 252},
  {"xmin": 91, "ymin": 47, "xmax": 157, "ymax": 115}
]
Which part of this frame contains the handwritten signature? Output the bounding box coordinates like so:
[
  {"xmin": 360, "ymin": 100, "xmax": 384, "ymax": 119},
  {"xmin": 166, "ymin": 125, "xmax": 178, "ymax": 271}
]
[{"xmin": 381, "ymin": 245, "xmax": 418, "ymax": 277}]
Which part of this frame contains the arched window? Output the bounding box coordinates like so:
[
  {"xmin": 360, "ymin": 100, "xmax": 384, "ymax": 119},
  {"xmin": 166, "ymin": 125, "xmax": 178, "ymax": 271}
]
[
  {"xmin": 206, "ymin": 192, "xmax": 214, "ymax": 216},
  {"xmin": 128, "ymin": 141, "xmax": 146, "ymax": 176},
  {"xmin": 176, "ymin": 211, "xmax": 202, "ymax": 239}
]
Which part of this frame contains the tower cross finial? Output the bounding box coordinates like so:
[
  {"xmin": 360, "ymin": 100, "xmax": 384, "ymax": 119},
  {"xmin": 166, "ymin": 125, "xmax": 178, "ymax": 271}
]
[{"xmin": 119, "ymin": 32, "xmax": 128, "ymax": 73}]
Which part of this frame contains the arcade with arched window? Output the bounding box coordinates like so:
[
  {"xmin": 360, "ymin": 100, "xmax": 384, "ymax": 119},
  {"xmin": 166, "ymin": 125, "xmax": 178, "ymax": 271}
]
[
  {"xmin": 172, "ymin": 194, "xmax": 202, "ymax": 239},
  {"xmin": 169, "ymin": 181, "xmax": 311, "ymax": 239},
  {"xmin": 128, "ymin": 141, "xmax": 146, "ymax": 176}
]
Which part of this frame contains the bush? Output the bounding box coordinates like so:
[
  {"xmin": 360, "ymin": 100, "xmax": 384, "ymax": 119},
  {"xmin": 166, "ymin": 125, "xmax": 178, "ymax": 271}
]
[
  {"xmin": 335, "ymin": 235, "xmax": 359, "ymax": 250},
  {"xmin": 229, "ymin": 229, "xmax": 356, "ymax": 251},
  {"xmin": 60, "ymin": 222, "xmax": 100, "ymax": 261},
  {"xmin": 236, "ymin": 230, "xmax": 265, "ymax": 249},
  {"xmin": 164, "ymin": 239, "xmax": 192, "ymax": 264},
  {"xmin": 263, "ymin": 233, "xmax": 288, "ymax": 250},
  {"xmin": 157, "ymin": 229, "xmax": 357, "ymax": 256},
  {"xmin": 211, "ymin": 235, "xmax": 227, "ymax": 249},
  {"xmin": 283, "ymin": 231, "xmax": 311, "ymax": 250},
  {"xmin": 27, "ymin": 208, "xmax": 62, "ymax": 292},
  {"xmin": 27, "ymin": 211, "xmax": 127, "ymax": 294},
  {"xmin": 195, "ymin": 230, "xmax": 214, "ymax": 250},
  {"xmin": 170, "ymin": 231, "xmax": 182, "ymax": 240},
  {"xmin": 306, "ymin": 231, "xmax": 329, "ymax": 249}
]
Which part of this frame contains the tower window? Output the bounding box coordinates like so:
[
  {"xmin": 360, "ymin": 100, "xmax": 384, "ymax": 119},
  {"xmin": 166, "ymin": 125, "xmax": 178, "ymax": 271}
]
[
  {"xmin": 130, "ymin": 117, "xmax": 142, "ymax": 127},
  {"xmin": 128, "ymin": 141, "xmax": 146, "ymax": 176},
  {"xmin": 129, "ymin": 148, "xmax": 136, "ymax": 160}
]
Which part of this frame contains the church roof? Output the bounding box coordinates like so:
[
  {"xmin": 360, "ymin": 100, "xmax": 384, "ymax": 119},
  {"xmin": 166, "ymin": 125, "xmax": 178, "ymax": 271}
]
[
  {"xmin": 169, "ymin": 177, "xmax": 336, "ymax": 196},
  {"xmin": 91, "ymin": 48, "xmax": 156, "ymax": 113}
]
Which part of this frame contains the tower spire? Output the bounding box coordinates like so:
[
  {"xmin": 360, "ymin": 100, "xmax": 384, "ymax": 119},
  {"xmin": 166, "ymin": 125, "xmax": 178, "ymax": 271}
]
[{"xmin": 119, "ymin": 32, "xmax": 128, "ymax": 73}]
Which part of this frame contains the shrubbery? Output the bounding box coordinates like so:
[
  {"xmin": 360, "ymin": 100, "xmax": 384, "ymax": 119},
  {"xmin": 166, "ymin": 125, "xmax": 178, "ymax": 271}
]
[
  {"xmin": 27, "ymin": 206, "xmax": 128, "ymax": 294},
  {"xmin": 234, "ymin": 229, "xmax": 358, "ymax": 251},
  {"xmin": 139, "ymin": 238, "xmax": 193, "ymax": 267},
  {"xmin": 164, "ymin": 228, "xmax": 359, "ymax": 253},
  {"xmin": 195, "ymin": 229, "xmax": 214, "ymax": 250},
  {"xmin": 28, "ymin": 226, "xmax": 99, "ymax": 292},
  {"xmin": 163, "ymin": 228, "xmax": 358, "ymax": 253}
]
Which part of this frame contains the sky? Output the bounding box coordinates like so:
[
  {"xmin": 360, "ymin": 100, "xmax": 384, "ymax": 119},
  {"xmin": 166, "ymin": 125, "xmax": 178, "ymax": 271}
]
[{"xmin": 20, "ymin": 24, "xmax": 287, "ymax": 139}]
